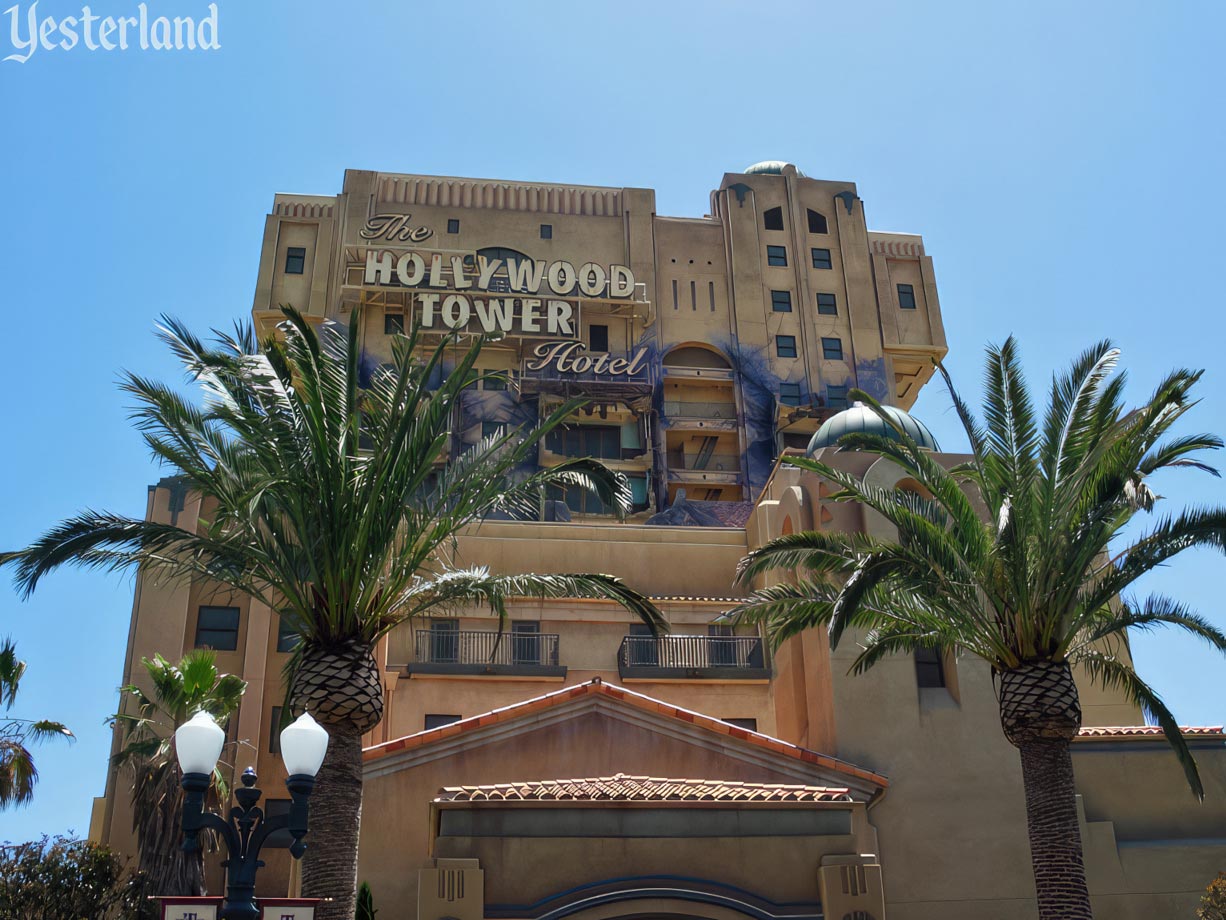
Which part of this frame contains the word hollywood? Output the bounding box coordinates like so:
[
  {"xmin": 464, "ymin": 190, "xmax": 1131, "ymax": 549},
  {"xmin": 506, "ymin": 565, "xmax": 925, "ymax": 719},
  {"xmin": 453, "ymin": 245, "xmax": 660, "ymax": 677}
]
[{"xmin": 4, "ymin": 2, "xmax": 220, "ymax": 63}]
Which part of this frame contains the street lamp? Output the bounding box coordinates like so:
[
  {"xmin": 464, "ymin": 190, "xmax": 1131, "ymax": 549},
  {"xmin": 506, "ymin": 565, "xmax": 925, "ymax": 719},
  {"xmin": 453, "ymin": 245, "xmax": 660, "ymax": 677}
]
[{"xmin": 175, "ymin": 710, "xmax": 329, "ymax": 920}]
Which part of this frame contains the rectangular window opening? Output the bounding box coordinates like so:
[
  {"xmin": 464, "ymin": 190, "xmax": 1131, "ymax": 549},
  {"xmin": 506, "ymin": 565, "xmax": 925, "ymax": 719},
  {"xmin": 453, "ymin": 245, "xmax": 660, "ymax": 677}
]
[
  {"xmin": 766, "ymin": 245, "xmax": 788, "ymax": 267},
  {"xmin": 915, "ymin": 646, "xmax": 946, "ymax": 688},
  {"xmin": 811, "ymin": 248, "xmax": 833, "ymax": 270},
  {"xmin": 821, "ymin": 337, "xmax": 844, "ymax": 361},
  {"xmin": 425, "ymin": 713, "xmax": 463, "ymax": 730},
  {"xmin": 540, "ymin": 224, "xmax": 553, "ymax": 239},
  {"xmin": 779, "ymin": 382, "xmax": 802, "ymax": 406},
  {"xmin": 284, "ymin": 247, "xmax": 306, "ymax": 275},
  {"xmin": 195, "ymin": 605, "xmax": 239, "ymax": 651},
  {"xmin": 276, "ymin": 618, "xmax": 299, "ymax": 653},
  {"xmin": 898, "ymin": 283, "xmax": 917, "ymax": 309},
  {"xmin": 826, "ymin": 384, "xmax": 849, "ymax": 409},
  {"xmin": 771, "ymin": 290, "xmax": 793, "ymax": 312},
  {"xmin": 588, "ymin": 324, "xmax": 609, "ymax": 352},
  {"xmin": 776, "ymin": 335, "xmax": 798, "ymax": 358},
  {"xmin": 816, "ymin": 292, "xmax": 837, "ymax": 315},
  {"xmin": 446, "ymin": 218, "xmax": 460, "ymax": 234},
  {"xmin": 384, "ymin": 311, "xmax": 404, "ymax": 335}
]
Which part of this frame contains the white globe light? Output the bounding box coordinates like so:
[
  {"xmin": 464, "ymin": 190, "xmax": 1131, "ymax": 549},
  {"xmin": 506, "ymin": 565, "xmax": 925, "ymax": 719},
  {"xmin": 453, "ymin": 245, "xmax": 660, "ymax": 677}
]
[
  {"xmin": 279, "ymin": 712, "xmax": 329, "ymax": 777},
  {"xmin": 174, "ymin": 710, "xmax": 225, "ymax": 775}
]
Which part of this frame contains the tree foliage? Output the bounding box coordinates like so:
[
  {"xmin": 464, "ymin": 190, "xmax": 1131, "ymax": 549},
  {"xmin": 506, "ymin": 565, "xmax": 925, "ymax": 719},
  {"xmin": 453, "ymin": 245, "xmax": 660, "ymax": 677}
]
[
  {"xmin": 0, "ymin": 835, "xmax": 154, "ymax": 920},
  {"xmin": 734, "ymin": 338, "xmax": 1226, "ymax": 795},
  {"xmin": 0, "ymin": 639, "xmax": 72, "ymax": 809},
  {"xmin": 1199, "ymin": 872, "xmax": 1226, "ymax": 920},
  {"xmin": 112, "ymin": 650, "xmax": 245, "ymax": 897}
]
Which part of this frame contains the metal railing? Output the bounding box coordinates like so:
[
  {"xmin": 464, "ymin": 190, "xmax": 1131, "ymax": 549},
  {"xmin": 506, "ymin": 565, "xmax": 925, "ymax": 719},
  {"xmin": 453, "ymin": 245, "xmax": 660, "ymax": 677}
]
[
  {"xmin": 662, "ymin": 400, "xmax": 738, "ymax": 420},
  {"xmin": 617, "ymin": 635, "xmax": 764, "ymax": 671},
  {"xmin": 670, "ymin": 453, "xmax": 742, "ymax": 472},
  {"xmin": 414, "ymin": 630, "xmax": 560, "ymax": 667}
]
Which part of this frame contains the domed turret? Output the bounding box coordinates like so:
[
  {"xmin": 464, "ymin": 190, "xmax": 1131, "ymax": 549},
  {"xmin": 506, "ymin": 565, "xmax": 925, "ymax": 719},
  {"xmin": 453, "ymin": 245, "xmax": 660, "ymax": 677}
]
[
  {"xmin": 806, "ymin": 402, "xmax": 939, "ymax": 455},
  {"xmin": 743, "ymin": 161, "xmax": 806, "ymax": 177}
]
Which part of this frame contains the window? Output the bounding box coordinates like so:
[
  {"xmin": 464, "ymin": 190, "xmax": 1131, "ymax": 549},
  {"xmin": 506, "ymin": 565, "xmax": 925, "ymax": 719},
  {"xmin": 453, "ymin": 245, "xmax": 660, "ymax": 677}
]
[
  {"xmin": 724, "ymin": 717, "xmax": 758, "ymax": 732},
  {"xmin": 807, "ymin": 209, "xmax": 828, "ymax": 234},
  {"xmin": 779, "ymin": 382, "xmax": 802, "ymax": 407},
  {"xmin": 480, "ymin": 421, "xmax": 507, "ymax": 441},
  {"xmin": 511, "ymin": 621, "xmax": 541, "ymax": 666},
  {"xmin": 430, "ymin": 619, "xmax": 458, "ymax": 663},
  {"xmin": 898, "ymin": 283, "xmax": 917, "ymax": 309},
  {"xmin": 766, "ymin": 245, "xmax": 788, "ymax": 267},
  {"xmin": 483, "ymin": 371, "xmax": 508, "ymax": 391},
  {"xmin": 588, "ymin": 324, "xmax": 609, "ymax": 352},
  {"xmin": 540, "ymin": 224, "xmax": 552, "ymax": 239},
  {"xmin": 776, "ymin": 335, "xmax": 797, "ymax": 358},
  {"xmin": 269, "ymin": 707, "xmax": 283, "ymax": 754},
  {"xmin": 763, "ymin": 206, "xmax": 784, "ymax": 231},
  {"xmin": 276, "ymin": 618, "xmax": 299, "ymax": 653},
  {"xmin": 826, "ymin": 384, "xmax": 849, "ymax": 409},
  {"xmin": 770, "ymin": 290, "xmax": 792, "ymax": 312},
  {"xmin": 425, "ymin": 714, "xmax": 462, "ymax": 730},
  {"xmin": 263, "ymin": 799, "xmax": 294, "ymax": 848},
  {"xmin": 547, "ymin": 483, "xmax": 611, "ymax": 515},
  {"xmin": 821, "ymin": 337, "xmax": 844, "ymax": 360},
  {"xmin": 915, "ymin": 646, "xmax": 946, "ymax": 688},
  {"xmin": 194, "ymin": 606, "xmax": 239, "ymax": 651},
  {"xmin": 384, "ymin": 312, "xmax": 404, "ymax": 335},
  {"xmin": 284, "ymin": 247, "xmax": 306, "ymax": 275},
  {"xmin": 816, "ymin": 292, "xmax": 837, "ymax": 315},
  {"xmin": 545, "ymin": 425, "xmax": 620, "ymax": 460},
  {"xmin": 811, "ymin": 248, "xmax": 832, "ymax": 269},
  {"xmin": 446, "ymin": 218, "xmax": 460, "ymax": 234}
]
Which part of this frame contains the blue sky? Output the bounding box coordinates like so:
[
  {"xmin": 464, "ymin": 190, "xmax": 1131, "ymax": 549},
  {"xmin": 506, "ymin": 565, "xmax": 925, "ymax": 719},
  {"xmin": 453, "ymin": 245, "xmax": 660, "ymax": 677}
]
[{"xmin": 2, "ymin": 0, "xmax": 1224, "ymax": 842}]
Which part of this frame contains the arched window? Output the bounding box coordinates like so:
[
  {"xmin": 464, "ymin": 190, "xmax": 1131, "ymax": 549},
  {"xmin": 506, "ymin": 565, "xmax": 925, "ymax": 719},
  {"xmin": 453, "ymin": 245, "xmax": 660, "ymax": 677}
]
[
  {"xmin": 662, "ymin": 346, "xmax": 732, "ymax": 369},
  {"xmin": 763, "ymin": 206, "xmax": 784, "ymax": 231},
  {"xmin": 807, "ymin": 209, "xmax": 828, "ymax": 234},
  {"xmin": 473, "ymin": 247, "xmax": 534, "ymax": 293}
]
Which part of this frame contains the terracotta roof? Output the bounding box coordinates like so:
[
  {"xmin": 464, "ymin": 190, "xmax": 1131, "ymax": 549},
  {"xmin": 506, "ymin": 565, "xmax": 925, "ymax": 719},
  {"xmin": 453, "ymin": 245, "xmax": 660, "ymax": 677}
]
[
  {"xmin": 364, "ymin": 677, "xmax": 888, "ymax": 789},
  {"xmin": 649, "ymin": 594, "xmax": 746, "ymax": 604},
  {"xmin": 437, "ymin": 773, "xmax": 851, "ymax": 803},
  {"xmin": 1077, "ymin": 725, "xmax": 1224, "ymax": 739}
]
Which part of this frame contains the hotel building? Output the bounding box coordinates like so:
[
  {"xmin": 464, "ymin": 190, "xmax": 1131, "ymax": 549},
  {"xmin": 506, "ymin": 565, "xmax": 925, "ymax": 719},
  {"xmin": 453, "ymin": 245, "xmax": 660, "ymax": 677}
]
[{"xmin": 92, "ymin": 163, "xmax": 1226, "ymax": 919}]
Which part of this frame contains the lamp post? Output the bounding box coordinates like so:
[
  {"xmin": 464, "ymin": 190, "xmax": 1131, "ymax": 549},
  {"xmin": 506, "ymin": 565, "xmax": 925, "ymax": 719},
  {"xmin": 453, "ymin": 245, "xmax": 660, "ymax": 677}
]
[{"xmin": 175, "ymin": 710, "xmax": 329, "ymax": 920}]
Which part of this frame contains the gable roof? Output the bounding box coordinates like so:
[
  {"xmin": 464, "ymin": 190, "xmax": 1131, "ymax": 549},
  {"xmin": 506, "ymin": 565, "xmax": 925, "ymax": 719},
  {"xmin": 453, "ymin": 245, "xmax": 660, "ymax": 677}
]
[
  {"xmin": 1076, "ymin": 725, "xmax": 1224, "ymax": 740},
  {"xmin": 364, "ymin": 677, "xmax": 888, "ymax": 793},
  {"xmin": 437, "ymin": 773, "xmax": 852, "ymax": 803}
]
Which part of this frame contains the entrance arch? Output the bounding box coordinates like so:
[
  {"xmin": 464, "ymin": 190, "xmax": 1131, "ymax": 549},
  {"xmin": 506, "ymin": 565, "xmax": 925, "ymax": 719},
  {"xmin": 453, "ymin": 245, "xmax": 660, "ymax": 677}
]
[{"xmin": 509, "ymin": 876, "xmax": 820, "ymax": 920}]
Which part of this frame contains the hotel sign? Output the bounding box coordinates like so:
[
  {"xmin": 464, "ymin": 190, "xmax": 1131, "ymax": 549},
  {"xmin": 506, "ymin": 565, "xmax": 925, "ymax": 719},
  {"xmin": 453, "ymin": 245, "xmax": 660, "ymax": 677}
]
[
  {"xmin": 362, "ymin": 248, "xmax": 637, "ymax": 339},
  {"xmin": 525, "ymin": 341, "xmax": 650, "ymax": 380}
]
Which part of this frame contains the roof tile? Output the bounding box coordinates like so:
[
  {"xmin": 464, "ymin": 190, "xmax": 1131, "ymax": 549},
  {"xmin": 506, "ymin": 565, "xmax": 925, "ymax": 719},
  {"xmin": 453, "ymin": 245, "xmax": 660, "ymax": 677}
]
[
  {"xmin": 363, "ymin": 678, "xmax": 889, "ymax": 788},
  {"xmin": 436, "ymin": 773, "xmax": 852, "ymax": 803}
]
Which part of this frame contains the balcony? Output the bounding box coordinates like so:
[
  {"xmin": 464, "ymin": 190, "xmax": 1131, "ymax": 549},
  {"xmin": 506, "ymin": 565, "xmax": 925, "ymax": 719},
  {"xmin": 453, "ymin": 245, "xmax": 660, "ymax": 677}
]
[
  {"xmin": 661, "ymin": 400, "xmax": 739, "ymax": 432},
  {"xmin": 667, "ymin": 451, "xmax": 742, "ymax": 486},
  {"xmin": 617, "ymin": 635, "xmax": 769, "ymax": 681},
  {"xmin": 407, "ymin": 630, "xmax": 566, "ymax": 678}
]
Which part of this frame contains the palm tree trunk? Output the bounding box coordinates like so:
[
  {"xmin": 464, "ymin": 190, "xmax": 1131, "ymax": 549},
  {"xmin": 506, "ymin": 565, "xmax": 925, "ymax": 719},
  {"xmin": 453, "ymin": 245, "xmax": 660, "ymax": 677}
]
[
  {"xmin": 301, "ymin": 724, "xmax": 363, "ymax": 920},
  {"xmin": 1017, "ymin": 737, "xmax": 1093, "ymax": 920}
]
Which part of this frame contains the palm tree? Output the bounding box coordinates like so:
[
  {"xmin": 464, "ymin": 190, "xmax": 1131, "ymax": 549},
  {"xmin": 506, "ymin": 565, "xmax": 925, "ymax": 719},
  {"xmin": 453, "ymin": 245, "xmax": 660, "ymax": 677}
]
[
  {"xmin": 1, "ymin": 306, "xmax": 664, "ymax": 920},
  {"xmin": 0, "ymin": 639, "xmax": 72, "ymax": 809},
  {"xmin": 732, "ymin": 338, "xmax": 1226, "ymax": 920},
  {"xmin": 111, "ymin": 650, "xmax": 245, "ymax": 898}
]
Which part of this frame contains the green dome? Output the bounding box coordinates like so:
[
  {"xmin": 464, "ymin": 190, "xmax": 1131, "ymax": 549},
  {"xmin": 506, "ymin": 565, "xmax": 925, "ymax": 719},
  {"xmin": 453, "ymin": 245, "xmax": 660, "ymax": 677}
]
[
  {"xmin": 807, "ymin": 402, "xmax": 939, "ymax": 454},
  {"xmin": 743, "ymin": 161, "xmax": 805, "ymax": 177}
]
